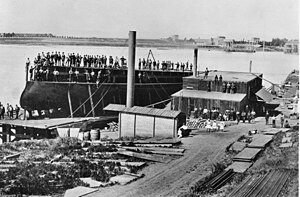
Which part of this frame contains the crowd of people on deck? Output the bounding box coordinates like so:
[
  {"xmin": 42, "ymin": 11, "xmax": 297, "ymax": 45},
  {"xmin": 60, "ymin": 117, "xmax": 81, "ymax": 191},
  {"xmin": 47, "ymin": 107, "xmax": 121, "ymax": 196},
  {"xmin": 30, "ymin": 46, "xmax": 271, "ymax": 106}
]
[
  {"xmin": 0, "ymin": 103, "xmax": 20, "ymax": 120},
  {"xmin": 26, "ymin": 52, "xmax": 194, "ymax": 82}
]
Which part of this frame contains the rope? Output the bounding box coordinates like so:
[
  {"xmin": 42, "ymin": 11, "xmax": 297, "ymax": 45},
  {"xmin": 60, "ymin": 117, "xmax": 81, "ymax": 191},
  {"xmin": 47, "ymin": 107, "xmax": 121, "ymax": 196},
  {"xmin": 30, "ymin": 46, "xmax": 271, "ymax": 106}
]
[
  {"xmin": 68, "ymin": 72, "xmax": 110, "ymax": 117},
  {"xmin": 143, "ymin": 72, "xmax": 164, "ymax": 106},
  {"xmin": 145, "ymin": 98, "xmax": 172, "ymax": 108},
  {"xmin": 85, "ymin": 84, "xmax": 112, "ymax": 117}
]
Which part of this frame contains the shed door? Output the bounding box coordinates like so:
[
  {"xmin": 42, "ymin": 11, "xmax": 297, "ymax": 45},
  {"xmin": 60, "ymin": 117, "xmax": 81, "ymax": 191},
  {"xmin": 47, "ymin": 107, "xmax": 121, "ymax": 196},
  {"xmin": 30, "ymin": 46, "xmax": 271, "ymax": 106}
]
[
  {"xmin": 135, "ymin": 115, "xmax": 154, "ymax": 137},
  {"xmin": 120, "ymin": 113, "xmax": 135, "ymax": 137},
  {"xmin": 155, "ymin": 117, "xmax": 175, "ymax": 137}
]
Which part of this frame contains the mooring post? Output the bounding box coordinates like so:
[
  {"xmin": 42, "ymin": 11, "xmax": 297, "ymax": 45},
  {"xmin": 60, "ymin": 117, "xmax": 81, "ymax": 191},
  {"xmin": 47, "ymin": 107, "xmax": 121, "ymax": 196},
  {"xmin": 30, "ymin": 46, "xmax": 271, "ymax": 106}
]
[
  {"xmin": 126, "ymin": 31, "xmax": 136, "ymax": 108},
  {"xmin": 88, "ymin": 85, "xmax": 95, "ymax": 117},
  {"xmin": 249, "ymin": 60, "xmax": 252, "ymax": 73},
  {"xmin": 193, "ymin": 48, "xmax": 198, "ymax": 77}
]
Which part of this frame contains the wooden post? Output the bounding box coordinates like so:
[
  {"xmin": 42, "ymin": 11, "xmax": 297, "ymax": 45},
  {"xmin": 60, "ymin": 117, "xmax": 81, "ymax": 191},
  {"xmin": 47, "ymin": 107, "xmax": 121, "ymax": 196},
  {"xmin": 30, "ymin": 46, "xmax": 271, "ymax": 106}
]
[
  {"xmin": 118, "ymin": 113, "xmax": 122, "ymax": 138},
  {"xmin": 88, "ymin": 85, "xmax": 95, "ymax": 117},
  {"xmin": 67, "ymin": 89, "xmax": 73, "ymax": 118},
  {"xmin": 193, "ymin": 48, "xmax": 198, "ymax": 77}
]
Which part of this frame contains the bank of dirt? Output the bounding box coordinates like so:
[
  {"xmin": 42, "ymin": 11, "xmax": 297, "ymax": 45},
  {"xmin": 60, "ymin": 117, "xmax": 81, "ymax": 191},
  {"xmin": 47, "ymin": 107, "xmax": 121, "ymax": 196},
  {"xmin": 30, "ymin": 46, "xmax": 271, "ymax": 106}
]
[{"xmin": 88, "ymin": 118, "xmax": 298, "ymax": 197}]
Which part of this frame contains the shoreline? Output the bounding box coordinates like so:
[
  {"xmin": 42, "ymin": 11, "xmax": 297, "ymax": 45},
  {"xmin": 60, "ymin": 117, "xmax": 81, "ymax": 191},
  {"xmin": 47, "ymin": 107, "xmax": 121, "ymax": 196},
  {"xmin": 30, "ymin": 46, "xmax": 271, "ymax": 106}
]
[{"xmin": 0, "ymin": 37, "xmax": 282, "ymax": 52}]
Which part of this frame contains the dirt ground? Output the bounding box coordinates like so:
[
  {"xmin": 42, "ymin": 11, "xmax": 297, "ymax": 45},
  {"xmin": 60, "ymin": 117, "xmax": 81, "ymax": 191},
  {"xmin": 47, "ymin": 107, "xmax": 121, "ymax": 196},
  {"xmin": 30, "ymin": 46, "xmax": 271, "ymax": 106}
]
[{"xmin": 87, "ymin": 117, "xmax": 298, "ymax": 197}]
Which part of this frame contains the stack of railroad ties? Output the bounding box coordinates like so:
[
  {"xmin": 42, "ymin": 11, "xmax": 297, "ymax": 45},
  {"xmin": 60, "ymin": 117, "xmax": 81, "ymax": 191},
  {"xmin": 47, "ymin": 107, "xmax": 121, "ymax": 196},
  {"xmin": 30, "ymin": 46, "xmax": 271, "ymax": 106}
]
[
  {"xmin": 226, "ymin": 127, "xmax": 294, "ymax": 196},
  {"xmin": 192, "ymin": 127, "xmax": 294, "ymax": 196}
]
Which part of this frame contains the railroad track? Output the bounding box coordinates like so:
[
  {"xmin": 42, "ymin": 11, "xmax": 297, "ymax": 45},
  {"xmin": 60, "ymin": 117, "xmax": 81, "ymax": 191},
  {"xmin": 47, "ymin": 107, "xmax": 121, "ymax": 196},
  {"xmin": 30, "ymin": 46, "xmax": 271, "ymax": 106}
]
[{"xmin": 228, "ymin": 169, "xmax": 291, "ymax": 197}]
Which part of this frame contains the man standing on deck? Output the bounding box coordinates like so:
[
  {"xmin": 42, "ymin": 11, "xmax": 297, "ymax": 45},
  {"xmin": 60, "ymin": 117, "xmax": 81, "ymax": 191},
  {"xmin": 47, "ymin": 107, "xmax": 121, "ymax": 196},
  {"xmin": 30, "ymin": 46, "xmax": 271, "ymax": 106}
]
[
  {"xmin": 0, "ymin": 105, "xmax": 4, "ymax": 119},
  {"xmin": 15, "ymin": 105, "xmax": 20, "ymax": 119}
]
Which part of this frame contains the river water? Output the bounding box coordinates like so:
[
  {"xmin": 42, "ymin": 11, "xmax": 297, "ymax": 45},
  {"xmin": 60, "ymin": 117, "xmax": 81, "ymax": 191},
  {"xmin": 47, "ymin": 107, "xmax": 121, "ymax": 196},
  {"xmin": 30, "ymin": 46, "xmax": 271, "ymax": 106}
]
[{"xmin": 0, "ymin": 44, "xmax": 298, "ymax": 106}]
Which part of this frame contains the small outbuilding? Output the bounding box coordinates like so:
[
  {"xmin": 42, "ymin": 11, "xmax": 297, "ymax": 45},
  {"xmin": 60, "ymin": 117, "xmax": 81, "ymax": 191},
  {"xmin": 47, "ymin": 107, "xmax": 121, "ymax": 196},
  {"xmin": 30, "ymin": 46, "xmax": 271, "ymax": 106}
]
[{"xmin": 104, "ymin": 104, "xmax": 186, "ymax": 138}]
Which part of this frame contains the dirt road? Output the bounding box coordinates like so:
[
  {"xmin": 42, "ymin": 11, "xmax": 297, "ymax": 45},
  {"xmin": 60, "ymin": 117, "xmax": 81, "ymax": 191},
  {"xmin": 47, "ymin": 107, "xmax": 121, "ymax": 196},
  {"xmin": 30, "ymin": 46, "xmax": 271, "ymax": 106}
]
[{"xmin": 87, "ymin": 118, "xmax": 294, "ymax": 197}]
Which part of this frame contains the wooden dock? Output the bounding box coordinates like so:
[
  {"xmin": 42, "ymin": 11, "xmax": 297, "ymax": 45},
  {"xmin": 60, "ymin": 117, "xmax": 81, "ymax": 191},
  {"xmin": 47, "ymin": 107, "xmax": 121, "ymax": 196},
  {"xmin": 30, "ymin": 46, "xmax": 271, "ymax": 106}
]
[{"xmin": 0, "ymin": 117, "xmax": 114, "ymax": 142}]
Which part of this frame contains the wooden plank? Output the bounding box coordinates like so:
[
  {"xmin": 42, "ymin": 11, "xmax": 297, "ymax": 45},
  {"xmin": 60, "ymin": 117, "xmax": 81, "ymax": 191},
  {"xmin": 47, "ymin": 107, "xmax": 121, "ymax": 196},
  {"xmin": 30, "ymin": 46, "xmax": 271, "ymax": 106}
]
[
  {"xmin": 120, "ymin": 146, "xmax": 185, "ymax": 153},
  {"xmin": 3, "ymin": 152, "xmax": 22, "ymax": 160},
  {"xmin": 226, "ymin": 162, "xmax": 252, "ymax": 173},
  {"xmin": 118, "ymin": 151, "xmax": 172, "ymax": 163},
  {"xmin": 233, "ymin": 148, "xmax": 261, "ymax": 161},
  {"xmin": 0, "ymin": 164, "xmax": 17, "ymax": 168},
  {"xmin": 109, "ymin": 174, "xmax": 142, "ymax": 185},
  {"xmin": 279, "ymin": 142, "xmax": 293, "ymax": 148}
]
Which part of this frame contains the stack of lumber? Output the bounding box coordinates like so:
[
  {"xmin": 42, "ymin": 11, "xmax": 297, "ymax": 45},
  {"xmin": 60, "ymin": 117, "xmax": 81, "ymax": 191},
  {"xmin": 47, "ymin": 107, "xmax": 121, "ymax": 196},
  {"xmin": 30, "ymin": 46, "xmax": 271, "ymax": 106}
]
[
  {"xmin": 225, "ymin": 162, "xmax": 253, "ymax": 173},
  {"xmin": 232, "ymin": 148, "xmax": 261, "ymax": 162},
  {"xmin": 228, "ymin": 170, "xmax": 291, "ymax": 197},
  {"xmin": 247, "ymin": 134, "xmax": 273, "ymax": 148},
  {"xmin": 186, "ymin": 119, "xmax": 206, "ymax": 129},
  {"xmin": 263, "ymin": 128, "xmax": 282, "ymax": 135},
  {"xmin": 279, "ymin": 131, "xmax": 293, "ymax": 148},
  {"xmin": 120, "ymin": 146, "xmax": 185, "ymax": 156}
]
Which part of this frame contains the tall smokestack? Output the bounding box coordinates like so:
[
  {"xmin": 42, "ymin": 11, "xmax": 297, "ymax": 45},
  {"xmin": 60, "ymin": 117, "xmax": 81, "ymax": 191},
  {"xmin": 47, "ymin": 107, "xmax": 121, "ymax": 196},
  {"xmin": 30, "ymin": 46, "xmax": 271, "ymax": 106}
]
[
  {"xmin": 249, "ymin": 60, "xmax": 252, "ymax": 73},
  {"xmin": 193, "ymin": 48, "xmax": 198, "ymax": 77},
  {"xmin": 126, "ymin": 31, "xmax": 136, "ymax": 108}
]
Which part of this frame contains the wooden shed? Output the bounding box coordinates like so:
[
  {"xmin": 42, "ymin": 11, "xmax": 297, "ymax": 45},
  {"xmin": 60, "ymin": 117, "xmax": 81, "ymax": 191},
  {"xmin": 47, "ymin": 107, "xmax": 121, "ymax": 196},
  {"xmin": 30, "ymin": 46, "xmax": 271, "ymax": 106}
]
[
  {"xmin": 172, "ymin": 89, "xmax": 247, "ymax": 115},
  {"xmin": 172, "ymin": 70, "xmax": 266, "ymax": 115},
  {"xmin": 104, "ymin": 104, "xmax": 186, "ymax": 138}
]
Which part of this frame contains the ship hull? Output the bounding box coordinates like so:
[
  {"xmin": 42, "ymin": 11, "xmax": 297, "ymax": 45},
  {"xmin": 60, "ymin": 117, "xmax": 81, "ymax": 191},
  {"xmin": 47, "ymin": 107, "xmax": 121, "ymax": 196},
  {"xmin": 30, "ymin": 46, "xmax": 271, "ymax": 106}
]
[{"xmin": 20, "ymin": 81, "xmax": 183, "ymax": 117}]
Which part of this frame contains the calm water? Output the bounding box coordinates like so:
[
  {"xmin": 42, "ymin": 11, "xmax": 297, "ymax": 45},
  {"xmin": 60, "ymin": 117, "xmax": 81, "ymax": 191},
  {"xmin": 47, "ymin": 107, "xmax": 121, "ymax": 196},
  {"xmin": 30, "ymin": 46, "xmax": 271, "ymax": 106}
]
[{"xmin": 0, "ymin": 44, "xmax": 298, "ymax": 106}]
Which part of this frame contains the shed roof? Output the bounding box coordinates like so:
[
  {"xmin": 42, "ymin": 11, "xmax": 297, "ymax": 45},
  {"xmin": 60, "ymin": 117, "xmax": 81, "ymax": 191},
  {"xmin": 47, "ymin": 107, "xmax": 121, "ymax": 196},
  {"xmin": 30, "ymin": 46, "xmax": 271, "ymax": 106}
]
[
  {"xmin": 185, "ymin": 70, "xmax": 262, "ymax": 82},
  {"xmin": 255, "ymin": 88, "xmax": 275, "ymax": 103},
  {"xmin": 172, "ymin": 89, "xmax": 246, "ymax": 102},
  {"xmin": 104, "ymin": 104, "xmax": 182, "ymax": 118}
]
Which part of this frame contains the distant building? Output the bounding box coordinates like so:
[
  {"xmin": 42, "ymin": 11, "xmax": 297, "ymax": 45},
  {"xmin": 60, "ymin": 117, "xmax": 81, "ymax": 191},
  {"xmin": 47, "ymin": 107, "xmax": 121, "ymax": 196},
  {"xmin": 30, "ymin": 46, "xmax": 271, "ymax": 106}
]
[
  {"xmin": 194, "ymin": 38, "xmax": 212, "ymax": 46},
  {"xmin": 171, "ymin": 35, "xmax": 179, "ymax": 41},
  {"xmin": 251, "ymin": 37, "xmax": 260, "ymax": 44},
  {"xmin": 212, "ymin": 36, "xmax": 226, "ymax": 46},
  {"xmin": 1, "ymin": 33, "xmax": 54, "ymax": 37},
  {"xmin": 284, "ymin": 40, "xmax": 299, "ymax": 54}
]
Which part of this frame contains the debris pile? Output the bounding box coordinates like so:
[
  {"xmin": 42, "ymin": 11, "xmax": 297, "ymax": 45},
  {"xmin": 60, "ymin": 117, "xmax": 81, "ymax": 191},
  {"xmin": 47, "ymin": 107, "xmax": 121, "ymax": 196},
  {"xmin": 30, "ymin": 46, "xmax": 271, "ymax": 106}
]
[{"xmin": 0, "ymin": 137, "xmax": 185, "ymax": 196}]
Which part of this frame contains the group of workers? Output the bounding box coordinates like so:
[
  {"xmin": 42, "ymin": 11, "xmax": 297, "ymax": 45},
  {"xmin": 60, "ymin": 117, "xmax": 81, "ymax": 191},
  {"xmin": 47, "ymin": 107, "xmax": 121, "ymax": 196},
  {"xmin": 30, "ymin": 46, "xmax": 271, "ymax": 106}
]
[
  {"xmin": 204, "ymin": 68, "xmax": 238, "ymax": 93},
  {"xmin": 0, "ymin": 103, "xmax": 20, "ymax": 120},
  {"xmin": 265, "ymin": 111, "xmax": 290, "ymax": 128},
  {"xmin": 191, "ymin": 106, "xmax": 256, "ymax": 124}
]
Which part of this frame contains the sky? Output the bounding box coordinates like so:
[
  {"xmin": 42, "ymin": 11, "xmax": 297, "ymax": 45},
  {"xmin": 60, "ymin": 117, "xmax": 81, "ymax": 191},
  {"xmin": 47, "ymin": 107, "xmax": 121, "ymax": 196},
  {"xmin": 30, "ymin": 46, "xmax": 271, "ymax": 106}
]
[{"xmin": 0, "ymin": 0, "xmax": 298, "ymax": 40}]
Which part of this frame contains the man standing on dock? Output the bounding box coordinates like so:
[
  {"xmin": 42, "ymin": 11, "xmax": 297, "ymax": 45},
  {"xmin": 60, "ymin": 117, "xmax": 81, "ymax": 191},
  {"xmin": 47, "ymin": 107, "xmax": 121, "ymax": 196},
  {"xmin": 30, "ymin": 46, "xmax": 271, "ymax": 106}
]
[{"xmin": 204, "ymin": 67, "xmax": 209, "ymax": 79}]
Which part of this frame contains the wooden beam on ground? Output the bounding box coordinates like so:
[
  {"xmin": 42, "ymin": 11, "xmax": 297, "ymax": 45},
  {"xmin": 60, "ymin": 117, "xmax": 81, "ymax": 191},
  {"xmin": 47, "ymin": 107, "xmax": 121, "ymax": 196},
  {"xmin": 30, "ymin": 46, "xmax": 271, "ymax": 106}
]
[
  {"xmin": 118, "ymin": 150, "xmax": 172, "ymax": 163},
  {"xmin": 120, "ymin": 147, "xmax": 184, "ymax": 156},
  {"xmin": 3, "ymin": 152, "xmax": 22, "ymax": 160},
  {"xmin": 120, "ymin": 146, "xmax": 185, "ymax": 153}
]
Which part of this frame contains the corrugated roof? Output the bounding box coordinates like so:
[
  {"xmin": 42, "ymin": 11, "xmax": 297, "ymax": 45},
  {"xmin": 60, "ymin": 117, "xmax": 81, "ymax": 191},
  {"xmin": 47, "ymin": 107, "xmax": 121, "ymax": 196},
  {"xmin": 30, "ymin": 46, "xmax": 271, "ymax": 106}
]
[
  {"xmin": 255, "ymin": 88, "xmax": 275, "ymax": 103},
  {"xmin": 104, "ymin": 104, "xmax": 182, "ymax": 118},
  {"xmin": 185, "ymin": 70, "xmax": 262, "ymax": 82},
  {"xmin": 172, "ymin": 89, "xmax": 246, "ymax": 102}
]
